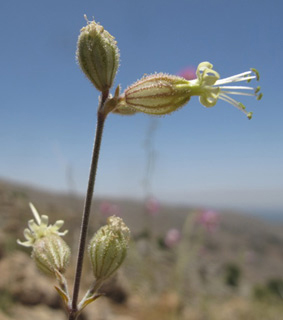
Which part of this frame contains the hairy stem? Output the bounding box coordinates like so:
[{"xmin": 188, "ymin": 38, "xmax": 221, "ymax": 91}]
[{"xmin": 69, "ymin": 91, "xmax": 109, "ymax": 320}]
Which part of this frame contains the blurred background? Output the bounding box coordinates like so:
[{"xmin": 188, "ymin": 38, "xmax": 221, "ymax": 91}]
[
  {"xmin": 1, "ymin": 0, "xmax": 283, "ymax": 319},
  {"xmin": 1, "ymin": 0, "xmax": 283, "ymax": 214}
]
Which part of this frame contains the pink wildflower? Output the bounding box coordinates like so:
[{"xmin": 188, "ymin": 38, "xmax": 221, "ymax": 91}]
[
  {"xmin": 145, "ymin": 197, "xmax": 161, "ymax": 216},
  {"xmin": 197, "ymin": 209, "xmax": 220, "ymax": 233},
  {"xmin": 164, "ymin": 228, "xmax": 181, "ymax": 248},
  {"xmin": 177, "ymin": 67, "xmax": 196, "ymax": 80},
  {"xmin": 99, "ymin": 201, "xmax": 120, "ymax": 217}
]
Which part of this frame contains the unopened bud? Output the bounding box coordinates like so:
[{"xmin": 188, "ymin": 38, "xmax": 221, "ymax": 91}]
[
  {"xmin": 76, "ymin": 16, "xmax": 120, "ymax": 92},
  {"xmin": 32, "ymin": 234, "xmax": 71, "ymax": 277},
  {"xmin": 88, "ymin": 216, "xmax": 130, "ymax": 281},
  {"xmin": 115, "ymin": 73, "xmax": 191, "ymax": 115}
]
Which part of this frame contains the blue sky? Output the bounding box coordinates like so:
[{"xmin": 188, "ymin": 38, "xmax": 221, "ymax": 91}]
[{"xmin": 1, "ymin": 0, "xmax": 282, "ymax": 212}]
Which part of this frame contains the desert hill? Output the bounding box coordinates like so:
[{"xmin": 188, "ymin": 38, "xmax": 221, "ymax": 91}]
[{"xmin": 1, "ymin": 179, "xmax": 283, "ymax": 319}]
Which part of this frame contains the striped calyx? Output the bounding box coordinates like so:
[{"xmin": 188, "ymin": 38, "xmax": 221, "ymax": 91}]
[
  {"xmin": 32, "ymin": 234, "xmax": 71, "ymax": 277},
  {"xmin": 88, "ymin": 216, "xmax": 130, "ymax": 281},
  {"xmin": 76, "ymin": 17, "xmax": 119, "ymax": 92},
  {"xmin": 116, "ymin": 73, "xmax": 191, "ymax": 115}
]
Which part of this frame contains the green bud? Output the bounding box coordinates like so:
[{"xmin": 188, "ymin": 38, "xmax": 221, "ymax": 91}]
[
  {"xmin": 88, "ymin": 216, "xmax": 130, "ymax": 281},
  {"xmin": 32, "ymin": 234, "xmax": 71, "ymax": 277},
  {"xmin": 76, "ymin": 16, "xmax": 120, "ymax": 92}
]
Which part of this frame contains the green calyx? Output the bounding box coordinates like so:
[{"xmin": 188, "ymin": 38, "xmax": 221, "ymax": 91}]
[
  {"xmin": 88, "ymin": 216, "xmax": 130, "ymax": 281},
  {"xmin": 76, "ymin": 16, "xmax": 120, "ymax": 92}
]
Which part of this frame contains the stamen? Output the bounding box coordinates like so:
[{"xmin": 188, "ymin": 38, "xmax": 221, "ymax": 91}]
[
  {"xmin": 219, "ymin": 94, "xmax": 240, "ymax": 108},
  {"xmin": 220, "ymin": 91, "xmax": 256, "ymax": 97},
  {"xmin": 216, "ymin": 75, "xmax": 256, "ymax": 85},
  {"xmin": 255, "ymin": 86, "xmax": 261, "ymax": 94},
  {"xmin": 219, "ymin": 86, "xmax": 254, "ymax": 90},
  {"xmin": 217, "ymin": 71, "xmax": 256, "ymax": 84},
  {"xmin": 219, "ymin": 93, "xmax": 250, "ymax": 116},
  {"xmin": 193, "ymin": 62, "xmax": 261, "ymax": 119},
  {"xmin": 251, "ymin": 68, "xmax": 260, "ymax": 80}
]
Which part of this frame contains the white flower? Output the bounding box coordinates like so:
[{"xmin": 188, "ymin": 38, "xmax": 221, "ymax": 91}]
[
  {"xmin": 189, "ymin": 62, "xmax": 262, "ymax": 119},
  {"xmin": 17, "ymin": 203, "xmax": 68, "ymax": 247},
  {"xmin": 114, "ymin": 61, "xmax": 262, "ymax": 119}
]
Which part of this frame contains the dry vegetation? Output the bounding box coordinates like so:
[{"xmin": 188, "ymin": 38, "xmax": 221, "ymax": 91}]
[{"xmin": 1, "ymin": 179, "xmax": 283, "ymax": 319}]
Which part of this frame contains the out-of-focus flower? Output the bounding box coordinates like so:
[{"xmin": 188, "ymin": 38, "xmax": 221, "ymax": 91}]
[
  {"xmin": 145, "ymin": 197, "xmax": 160, "ymax": 216},
  {"xmin": 114, "ymin": 61, "xmax": 262, "ymax": 119},
  {"xmin": 177, "ymin": 67, "xmax": 196, "ymax": 80},
  {"xmin": 197, "ymin": 209, "xmax": 220, "ymax": 233},
  {"xmin": 99, "ymin": 201, "xmax": 120, "ymax": 217},
  {"xmin": 164, "ymin": 228, "xmax": 181, "ymax": 248}
]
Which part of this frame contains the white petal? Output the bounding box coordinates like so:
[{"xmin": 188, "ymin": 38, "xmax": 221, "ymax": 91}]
[
  {"xmin": 29, "ymin": 203, "xmax": 41, "ymax": 225},
  {"xmin": 41, "ymin": 215, "xmax": 49, "ymax": 227}
]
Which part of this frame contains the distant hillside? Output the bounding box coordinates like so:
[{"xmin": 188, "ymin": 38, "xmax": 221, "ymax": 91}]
[
  {"xmin": 2, "ymin": 179, "xmax": 283, "ymax": 319},
  {"xmin": 1, "ymin": 178, "xmax": 283, "ymax": 284}
]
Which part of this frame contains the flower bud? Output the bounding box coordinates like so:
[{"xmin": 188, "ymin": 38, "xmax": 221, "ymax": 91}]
[
  {"xmin": 116, "ymin": 73, "xmax": 191, "ymax": 115},
  {"xmin": 76, "ymin": 16, "xmax": 120, "ymax": 92},
  {"xmin": 32, "ymin": 234, "xmax": 71, "ymax": 277},
  {"xmin": 88, "ymin": 216, "xmax": 130, "ymax": 281}
]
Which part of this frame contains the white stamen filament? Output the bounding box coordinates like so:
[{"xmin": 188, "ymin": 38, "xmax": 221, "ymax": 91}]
[
  {"xmin": 215, "ymin": 71, "xmax": 255, "ymax": 84},
  {"xmin": 219, "ymin": 94, "xmax": 247, "ymax": 113},
  {"xmin": 221, "ymin": 91, "xmax": 256, "ymax": 96},
  {"xmin": 219, "ymin": 86, "xmax": 254, "ymax": 90}
]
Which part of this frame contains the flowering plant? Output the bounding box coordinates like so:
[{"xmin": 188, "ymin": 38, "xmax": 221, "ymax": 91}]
[{"xmin": 18, "ymin": 16, "xmax": 261, "ymax": 320}]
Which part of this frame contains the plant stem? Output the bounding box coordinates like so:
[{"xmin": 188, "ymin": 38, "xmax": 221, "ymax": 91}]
[{"xmin": 69, "ymin": 92, "xmax": 109, "ymax": 320}]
